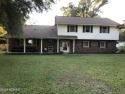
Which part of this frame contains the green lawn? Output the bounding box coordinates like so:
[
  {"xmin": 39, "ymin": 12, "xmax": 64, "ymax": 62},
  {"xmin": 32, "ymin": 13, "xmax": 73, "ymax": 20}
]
[{"xmin": 0, "ymin": 53, "xmax": 125, "ymax": 94}]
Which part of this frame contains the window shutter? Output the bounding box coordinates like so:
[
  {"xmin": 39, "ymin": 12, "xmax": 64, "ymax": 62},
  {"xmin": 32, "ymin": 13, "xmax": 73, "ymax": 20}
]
[
  {"xmin": 100, "ymin": 26, "xmax": 102, "ymax": 33},
  {"xmin": 81, "ymin": 41, "xmax": 83, "ymax": 47},
  {"xmin": 76, "ymin": 25, "xmax": 78, "ymax": 32},
  {"xmin": 89, "ymin": 41, "xmax": 91, "ymax": 47},
  {"xmin": 98, "ymin": 41, "xmax": 100, "ymax": 48},
  {"xmin": 83, "ymin": 26, "xmax": 85, "ymax": 33},
  {"xmin": 91, "ymin": 26, "xmax": 93, "ymax": 33},
  {"xmin": 108, "ymin": 26, "xmax": 110, "ymax": 33},
  {"xmin": 67, "ymin": 25, "xmax": 69, "ymax": 32},
  {"xmin": 106, "ymin": 41, "xmax": 108, "ymax": 48}
]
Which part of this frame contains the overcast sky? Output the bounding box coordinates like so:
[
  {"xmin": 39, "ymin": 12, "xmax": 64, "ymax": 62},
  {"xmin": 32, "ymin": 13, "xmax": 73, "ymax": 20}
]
[{"xmin": 26, "ymin": 0, "xmax": 125, "ymax": 25}]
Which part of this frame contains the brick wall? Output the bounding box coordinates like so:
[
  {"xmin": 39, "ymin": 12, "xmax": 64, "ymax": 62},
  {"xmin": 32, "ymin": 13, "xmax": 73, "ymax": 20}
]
[
  {"xmin": 75, "ymin": 40, "xmax": 117, "ymax": 53},
  {"xmin": 9, "ymin": 38, "xmax": 117, "ymax": 53},
  {"xmin": 42, "ymin": 39, "xmax": 57, "ymax": 53}
]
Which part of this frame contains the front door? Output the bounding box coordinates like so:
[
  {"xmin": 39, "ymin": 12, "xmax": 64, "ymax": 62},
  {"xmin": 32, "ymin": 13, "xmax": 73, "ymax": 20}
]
[{"xmin": 60, "ymin": 41, "xmax": 70, "ymax": 53}]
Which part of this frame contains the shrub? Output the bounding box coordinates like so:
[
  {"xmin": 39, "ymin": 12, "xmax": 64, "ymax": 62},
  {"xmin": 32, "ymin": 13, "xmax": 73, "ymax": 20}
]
[{"xmin": 0, "ymin": 44, "xmax": 7, "ymax": 51}]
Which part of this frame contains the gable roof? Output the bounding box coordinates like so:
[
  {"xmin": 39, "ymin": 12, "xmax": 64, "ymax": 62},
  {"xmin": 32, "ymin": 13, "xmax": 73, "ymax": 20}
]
[
  {"xmin": 7, "ymin": 25, "xmax": 77, "ymax": 39},
  {"xmin": 55, "ymin": 16, "xmax": 120, "ymax": 26}
]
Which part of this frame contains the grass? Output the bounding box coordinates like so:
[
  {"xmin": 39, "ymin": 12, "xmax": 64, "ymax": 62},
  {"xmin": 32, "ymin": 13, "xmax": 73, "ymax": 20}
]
[{"xmin": 0, "ymin": 53, "xmax": 125, "ymax": 94}]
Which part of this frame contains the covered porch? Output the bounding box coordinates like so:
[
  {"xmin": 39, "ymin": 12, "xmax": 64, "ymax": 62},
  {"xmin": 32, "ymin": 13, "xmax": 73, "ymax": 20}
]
[
  {"xmin": 7, "ymin": 38, "xmax": 41, "ymax": 53},
  {"xmin": 5, "ymin": 25, "xmax": 77, "ymax": 54},
  {"xmin": 7, "ymin": 38, "xmax": 76, "ymax": 53}
]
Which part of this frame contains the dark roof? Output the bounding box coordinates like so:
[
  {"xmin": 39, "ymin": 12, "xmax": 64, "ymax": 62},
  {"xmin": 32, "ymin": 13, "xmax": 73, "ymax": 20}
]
[
  {"xmin": 19, "ymin": 25, "xmax": 77, "ymax": 39},
  {"xmin": 55, "ymin": 16, "xmax": 120, "ymax": 26}
]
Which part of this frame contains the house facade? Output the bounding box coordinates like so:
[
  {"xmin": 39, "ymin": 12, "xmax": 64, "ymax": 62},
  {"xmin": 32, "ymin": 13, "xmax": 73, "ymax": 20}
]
[{"xmin": 6, "ymin": 16, "xmax": 119, "ymax": 53}]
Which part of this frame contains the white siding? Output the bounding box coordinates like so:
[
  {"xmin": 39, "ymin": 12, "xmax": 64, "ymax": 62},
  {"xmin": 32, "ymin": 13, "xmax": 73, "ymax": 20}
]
[{"xmin": 57, "ymin": 25, "xmax": 119, "ymax": 40}]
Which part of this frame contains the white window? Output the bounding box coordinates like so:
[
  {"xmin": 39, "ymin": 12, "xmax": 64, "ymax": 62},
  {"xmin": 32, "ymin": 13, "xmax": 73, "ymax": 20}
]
[
  {"xmin": 83, "ymin": 41, "xmax": 90, "ymax": 47},
  {"xmin": 100, "ymin": 41, "xmax": 106, "ymax": 48},
  {"xmin": 68, "ymin": 25, "xmax": 77, "ymax": 32},
  {"xmin": 100, "ymin": 26, "xmax": 109, "ymax": 33},
  {"xmin": 48, "ymin": 46, "xmax": 53, "ymax": 52},
  {"xmin": 83, "ymin": 26, "xmax": 93, "ymax": 33}
]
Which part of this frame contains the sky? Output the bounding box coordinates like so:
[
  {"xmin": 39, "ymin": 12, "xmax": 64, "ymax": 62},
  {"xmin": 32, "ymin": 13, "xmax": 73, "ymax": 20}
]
[{"xmin": 26, "ymin": 0, "xmax": 125, "ymax": 25}]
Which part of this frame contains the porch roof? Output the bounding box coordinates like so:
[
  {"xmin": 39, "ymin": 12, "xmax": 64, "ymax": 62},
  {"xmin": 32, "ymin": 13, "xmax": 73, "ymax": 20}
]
[{"xmin": 7, "ymin": 25, "xmax": 77, "ymax": 39}]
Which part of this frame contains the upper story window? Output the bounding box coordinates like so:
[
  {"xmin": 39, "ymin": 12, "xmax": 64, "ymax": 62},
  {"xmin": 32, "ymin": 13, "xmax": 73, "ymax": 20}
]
[
  {"xmin": 67, "ymin": 25, "xmax": 77, "ymax": 32},
  {"xmin": 100, "ymin": 26, "xmax": 110, "ymax": 33},
  {"xmin": 83, "ymin": 26, "xmax": 93, "ymax": 33}
]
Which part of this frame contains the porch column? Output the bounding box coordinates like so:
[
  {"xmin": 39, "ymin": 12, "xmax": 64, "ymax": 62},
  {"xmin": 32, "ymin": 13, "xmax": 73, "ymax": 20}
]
[
  {"xmin": 73, "ymin": 39, "xmax": 75, "ymax": 53},
  {"xmin": 57, "ymin": 39, "xmax": 59, "ymax": 53},
  {"xmin": 24, "ymin": 39, "xmax": 26, "ymax": 53},
  {"xmin": 41, "ymin": 39, "xmax": 43, "ymax": 53},
  {"xmin": 6, "ymin": 38, "xmax": 9, "ymax": 53}
]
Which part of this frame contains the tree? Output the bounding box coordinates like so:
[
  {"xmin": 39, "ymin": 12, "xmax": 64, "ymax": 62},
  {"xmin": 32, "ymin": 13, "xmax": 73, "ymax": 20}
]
[
  {"xmin": 61, "ymin": 0, "xmax": 108, "ymax": 17},
  {"xmin": 117, "ymin": 21, "xmax": 125, "ymax": 41},
  {"xmin": 61, "ymin": 3, "xmax": 80, "ymax": 17},
  {"xmin": 0, "ymin": 27, "xmax": 7, "ymax": 36},
  {"xmin": 0, "ymin": 0, "xmax": 55, "ymax": 35},
  {"xmin": 119, "ymin": 31, "xmax": 125, "ymax": 41}
]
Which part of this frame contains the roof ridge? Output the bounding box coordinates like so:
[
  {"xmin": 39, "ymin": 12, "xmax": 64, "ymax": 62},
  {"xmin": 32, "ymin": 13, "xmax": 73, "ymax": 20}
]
[
  {"xmin": 24, "ymin": 25, "xmax": 55, "ymax": 26},
  {"xmin": 55, "ymin": 16, "xmax": 109, "ymax": 19}
]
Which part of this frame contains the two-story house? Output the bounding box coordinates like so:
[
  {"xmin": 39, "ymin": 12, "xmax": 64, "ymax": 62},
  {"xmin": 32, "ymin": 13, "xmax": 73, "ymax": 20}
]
[{"xmin": 6, "ymin": 16, "xmax": 119, "ymax": 53}]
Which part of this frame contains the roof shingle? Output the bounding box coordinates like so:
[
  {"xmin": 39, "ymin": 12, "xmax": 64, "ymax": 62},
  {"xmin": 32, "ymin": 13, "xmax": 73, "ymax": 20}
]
[
  {"xmin": 21, "ymin": 25, "xmax": 77, "ymax": 39},
  {"xmin": 55, "ymin": 16, "xmax": 119, "ymax": 26}
]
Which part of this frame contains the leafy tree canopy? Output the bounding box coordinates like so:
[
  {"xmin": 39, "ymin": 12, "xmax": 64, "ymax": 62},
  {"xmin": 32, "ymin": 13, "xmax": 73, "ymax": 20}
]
[
  {"xmin": 119, "ymin": 31, "xmax": 125, "ymax": 41},
  {"xmin": 118, "ymin": 22, "xmax": 125, "ymax": 41},
  {"xmin": 0, "ymin": 27, "xmax": 7, "ymax": 36},
  {"xmin": 61, "ymin": 0, "xmax": 108, "ymax": 17},
  {"xmin": 0, "ymin": 0, "xmax": 55, "ymax": 35}
]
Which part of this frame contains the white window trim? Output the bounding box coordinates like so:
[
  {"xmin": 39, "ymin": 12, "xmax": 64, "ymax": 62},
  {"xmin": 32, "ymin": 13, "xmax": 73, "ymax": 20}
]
[
  {"xmin": 100, "ymin": 26, "xmax": 108, "ymax": 33},
  {"xmin": 100, "ymin": 41, "xmax": 106, "ymax": 48},
  {"xmin": 85, "ymin": 26, "xmax": 91, "ymax": 33},
  {"xmin": 69, "ymin": 25, "xmax": 77, "ymax": 32},
  {"xmin": 48, "ymin": 46, "xmax": 53, "ymax": 52},
  {"xmin": 83, "ymin": 41, "xmax": 90, "ymax": 48}
]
